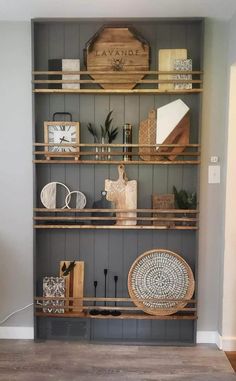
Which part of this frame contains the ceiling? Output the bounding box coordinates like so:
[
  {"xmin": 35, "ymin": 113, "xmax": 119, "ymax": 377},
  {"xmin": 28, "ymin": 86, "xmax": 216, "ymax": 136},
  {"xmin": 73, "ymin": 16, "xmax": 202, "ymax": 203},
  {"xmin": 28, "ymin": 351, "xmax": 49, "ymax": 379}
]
[{"xmin": 0, "ymin": 0, "xmax": 236, "ymax": 21}]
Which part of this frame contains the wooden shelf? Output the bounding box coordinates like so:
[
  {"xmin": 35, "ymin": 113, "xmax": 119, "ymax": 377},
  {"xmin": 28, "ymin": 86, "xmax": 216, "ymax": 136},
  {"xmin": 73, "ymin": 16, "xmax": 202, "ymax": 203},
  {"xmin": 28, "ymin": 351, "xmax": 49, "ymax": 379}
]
[
  {"xmin": 35, "ymin": 311, "xmax": 197, "ymax": 320},
  {"xmin": 34, "ymin": 224, "xmax": 198, "ymax": 230},
  {"xmin": 34, "ymin": 208, "xmax": 199, "ymax": 230},
  {"xmin": 34, "ymin": 160, "xmax": 200, "ymax": 165},
  {"xmin": 32, "ymin": 69, "xmax": 203, "ymax": 94},
  {"xmin": 33, "ymin": 89, "xmax": 203, "ymax": 95},
  {"xmin": 33, "ymin": 143, "xmax": 200, "ymax": 165},
  {"xmin": 35, "ymin": 296, "xmax": 197, "ymax": 320}
]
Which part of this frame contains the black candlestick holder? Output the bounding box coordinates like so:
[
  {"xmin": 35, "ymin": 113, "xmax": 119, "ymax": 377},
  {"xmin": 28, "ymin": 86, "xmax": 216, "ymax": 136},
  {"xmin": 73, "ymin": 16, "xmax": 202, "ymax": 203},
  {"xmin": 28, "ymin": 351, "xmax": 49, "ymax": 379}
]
[
  {"xmin": 90, "ymin": 280, "xmax": 100, "ymax": 316},
  {"xmin": 100, "ymin": 269, "xmax": 110, "ymax": 316},
  {"xmin": 111, "ymin": 275, "xmax": 121, "ymax": 316}
]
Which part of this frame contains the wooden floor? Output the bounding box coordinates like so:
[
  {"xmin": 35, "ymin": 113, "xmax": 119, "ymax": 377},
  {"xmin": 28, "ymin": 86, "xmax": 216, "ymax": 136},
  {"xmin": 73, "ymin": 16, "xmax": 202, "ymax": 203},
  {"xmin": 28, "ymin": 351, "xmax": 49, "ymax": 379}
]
[
  {"xmin": 226, "ymin": 352, "xmax": 236, "ymax": 372},
  {"xmin": 0, "ymin": 341, "xmax": 235, "ymax": 381}
]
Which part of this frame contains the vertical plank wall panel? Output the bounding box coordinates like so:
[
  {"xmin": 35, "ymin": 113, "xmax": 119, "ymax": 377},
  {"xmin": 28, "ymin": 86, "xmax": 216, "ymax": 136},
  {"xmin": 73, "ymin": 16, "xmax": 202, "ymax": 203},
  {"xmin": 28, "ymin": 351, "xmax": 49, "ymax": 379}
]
[
  {"xmin": 63, "ymin": 22, "xmax": 81, "ymax": 268},
  {"xmin": 120, "ymin": 89, "xmax": 140, "ymax": 301},
  {"xmin": 91, "ymin": 95, "xmax": 110, "ymax": 339},
  {"xmin": 107, "ymin": 95, "xmax": 125, "ymax": 339},
  {"xmin": 151, "ymin": 23, "xmax": 171, "ymax": 348},
  {"xmin": 122, "ymin": 94, "xmax": 140, "ymax": 340},
  {"xmin": 47, "ymin": 23, "xmax": 67, "ymax": 275},
  {"xmin": 34, "ymin": 19, "xmax": 202, "ymax": 343},
  {"xmin": 34, "ymin": 23, "xmax": 51, "ymax": 293}
]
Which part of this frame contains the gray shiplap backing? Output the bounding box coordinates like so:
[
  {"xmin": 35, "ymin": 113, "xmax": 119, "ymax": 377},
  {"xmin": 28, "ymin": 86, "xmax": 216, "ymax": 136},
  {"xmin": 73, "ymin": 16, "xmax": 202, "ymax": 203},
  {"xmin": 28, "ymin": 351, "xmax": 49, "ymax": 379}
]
[{"xmin": 34, "ymin": 19, "xmax": 203, "ymax": 344}]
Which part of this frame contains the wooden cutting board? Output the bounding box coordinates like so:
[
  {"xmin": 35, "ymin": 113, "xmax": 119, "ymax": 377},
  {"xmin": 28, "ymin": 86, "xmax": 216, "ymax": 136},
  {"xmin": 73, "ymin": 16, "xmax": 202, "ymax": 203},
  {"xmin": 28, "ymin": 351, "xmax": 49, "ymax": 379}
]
[
  {"xmin": 139, "ymin": 109, "xmax": 157, "ymax": 161},
  {"xmin": 157, "ymin": 113, "xmax": 190, "ymax": 161},
  {"xmin": 60, "ymin": 261, "xmax": 84, "ymax": 312},
  {"xmin": 158, "ymin": 49, "xmax": 187, "ymax": 90},
  {"xmin": 105, "ymin": 165, "xmax": 137, "ymax": 225}
]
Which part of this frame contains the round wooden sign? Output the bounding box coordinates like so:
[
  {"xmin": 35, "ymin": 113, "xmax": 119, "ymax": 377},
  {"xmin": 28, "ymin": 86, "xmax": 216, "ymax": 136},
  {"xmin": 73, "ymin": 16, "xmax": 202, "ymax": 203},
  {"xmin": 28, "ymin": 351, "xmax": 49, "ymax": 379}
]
[{"xmin": 85, "ymin": 26, "xmax": 150, "ymax": 89}]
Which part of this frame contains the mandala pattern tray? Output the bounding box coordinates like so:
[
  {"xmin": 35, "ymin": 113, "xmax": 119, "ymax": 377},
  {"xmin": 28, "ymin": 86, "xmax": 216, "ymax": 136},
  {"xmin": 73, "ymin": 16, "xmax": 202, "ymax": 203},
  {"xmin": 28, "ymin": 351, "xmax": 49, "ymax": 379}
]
[{"xmin": 128, "ymin": 249, "xmax": 195, "ymax": 315}]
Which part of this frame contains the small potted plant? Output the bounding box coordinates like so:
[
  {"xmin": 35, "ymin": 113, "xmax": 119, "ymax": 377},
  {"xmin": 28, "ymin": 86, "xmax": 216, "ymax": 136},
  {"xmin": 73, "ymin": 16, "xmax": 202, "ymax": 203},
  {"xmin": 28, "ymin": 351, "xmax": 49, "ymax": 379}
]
[
  {"xmin": 87, "ymin": 110, "xmax": 119, "ymax": 160},
  {"xmin": 173, "ymin": 186, "xmax": 197, "ymax": 226}
]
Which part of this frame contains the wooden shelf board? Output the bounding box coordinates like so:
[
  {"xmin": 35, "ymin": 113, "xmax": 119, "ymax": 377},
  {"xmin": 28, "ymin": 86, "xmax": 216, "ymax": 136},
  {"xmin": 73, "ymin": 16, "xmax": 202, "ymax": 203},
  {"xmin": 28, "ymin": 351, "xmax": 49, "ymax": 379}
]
[
  {"xmin": 35, "ymin": 296, "xmax": 196, "ymax": 303},
  {"xmin": 33, "ymin": 159, "xmax": 200, "ymax": 165},
  {"xmin": 34, "ymin": 151, "xmax": 200, "ymax": 157},
  {"xmin": 34, "ymin": 143, "xmax": 200, "ymax": 147},
  {"xmin": 33, "ymin": 89, "xmax": 203, "ymax": 94},
  {"xmin": 35, "ymin": 311, "xmax": 197, "ymax": 320},
  {"xmin": 33, "ymin": 80, "xmax": 202, "ymax": 85},
  {"xmin": 33, "ymin": 70, "xmax": 203, "ymax": 75},
  {"xmin": 34, "ymin": 217, "xmax": 198, "ymax": 222},
  {"xmin": 34, "ymin": 208, "xmax": 199, "ymax": 213},
  {"xmin": 34, "ymin": 224, "xmax": 198, "ymax": 230}
]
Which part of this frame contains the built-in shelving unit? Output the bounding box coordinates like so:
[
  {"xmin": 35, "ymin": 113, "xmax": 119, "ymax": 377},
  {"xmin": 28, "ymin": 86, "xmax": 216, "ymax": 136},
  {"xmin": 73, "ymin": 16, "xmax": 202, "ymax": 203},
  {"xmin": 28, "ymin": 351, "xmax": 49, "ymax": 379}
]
[{"xmin": 33, "ymin": 18, "xmax": 203, "ymax": 344}]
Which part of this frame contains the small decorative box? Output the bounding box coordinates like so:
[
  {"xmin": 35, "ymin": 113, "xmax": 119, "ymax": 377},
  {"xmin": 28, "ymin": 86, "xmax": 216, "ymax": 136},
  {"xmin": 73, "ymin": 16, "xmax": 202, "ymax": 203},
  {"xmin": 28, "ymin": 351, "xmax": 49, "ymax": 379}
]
[
  {"xmin": 48, "ymin": 59, "xmax": 80, "ymax": 89},
  {"xmin": 43, "ymin": 276, "xmax": 65, "ymax": 313},
  {"xmin": 173, "ymin": 59, "xmax": 192, "ymax": 90}
]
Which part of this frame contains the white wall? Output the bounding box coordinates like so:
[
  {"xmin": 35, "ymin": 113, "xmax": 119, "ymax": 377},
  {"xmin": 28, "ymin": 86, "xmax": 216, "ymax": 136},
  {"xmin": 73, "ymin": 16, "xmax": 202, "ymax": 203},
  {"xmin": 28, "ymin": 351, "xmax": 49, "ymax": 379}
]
[
  {"xmin": 1, "ymin": 0, "xmax": 236, "ymax": 20},
  {"xmin": 0, "ymin": 19, "xmax": 232, "ymax": 341},
  {"xmin": 0, "ymin": 21, "xmax": 33, "ymax": 332}
]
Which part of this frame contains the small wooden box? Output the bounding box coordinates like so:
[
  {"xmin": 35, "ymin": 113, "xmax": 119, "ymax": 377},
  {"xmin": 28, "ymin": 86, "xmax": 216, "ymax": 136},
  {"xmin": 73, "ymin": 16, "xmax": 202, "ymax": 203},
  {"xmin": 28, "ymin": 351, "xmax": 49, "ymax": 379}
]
[{"xmin": 152, "ymin": 194, "xmax": 175, "ymax": 227}]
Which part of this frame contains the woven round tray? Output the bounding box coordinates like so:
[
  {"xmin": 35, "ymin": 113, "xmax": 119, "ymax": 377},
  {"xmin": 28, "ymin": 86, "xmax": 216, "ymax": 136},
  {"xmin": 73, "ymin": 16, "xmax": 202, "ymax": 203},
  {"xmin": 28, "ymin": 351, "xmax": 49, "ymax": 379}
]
[{"xmin": 128, "ymin": 249, "xmax": 195, "ymax": 316}]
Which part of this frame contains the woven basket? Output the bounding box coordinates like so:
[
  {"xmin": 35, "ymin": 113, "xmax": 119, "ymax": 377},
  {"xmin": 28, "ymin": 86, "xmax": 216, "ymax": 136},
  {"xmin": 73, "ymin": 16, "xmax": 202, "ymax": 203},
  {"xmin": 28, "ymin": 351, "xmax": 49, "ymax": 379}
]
[{"xmin": 128, "ymin": 249, "xmax": 195, "ymax": 316}]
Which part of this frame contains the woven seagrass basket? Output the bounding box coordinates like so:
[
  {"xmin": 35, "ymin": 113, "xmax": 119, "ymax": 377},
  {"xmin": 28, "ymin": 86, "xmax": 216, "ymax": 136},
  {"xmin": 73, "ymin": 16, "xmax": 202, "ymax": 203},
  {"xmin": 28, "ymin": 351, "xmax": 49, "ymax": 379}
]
[{"xmin": 128, "ymin": 249, "xmax": 195, "ymax": 316}]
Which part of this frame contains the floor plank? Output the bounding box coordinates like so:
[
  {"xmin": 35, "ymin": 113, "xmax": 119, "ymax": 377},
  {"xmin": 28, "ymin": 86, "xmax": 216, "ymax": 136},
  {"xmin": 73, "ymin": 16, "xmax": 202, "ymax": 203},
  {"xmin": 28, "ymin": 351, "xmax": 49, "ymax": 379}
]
[
  {"xmin": 0, "ymin": 341, "xmax": 235, "ymax": 381},
  {"xmin": 226, "ymin": 352, "xmax": 236, "ymax": 372}
]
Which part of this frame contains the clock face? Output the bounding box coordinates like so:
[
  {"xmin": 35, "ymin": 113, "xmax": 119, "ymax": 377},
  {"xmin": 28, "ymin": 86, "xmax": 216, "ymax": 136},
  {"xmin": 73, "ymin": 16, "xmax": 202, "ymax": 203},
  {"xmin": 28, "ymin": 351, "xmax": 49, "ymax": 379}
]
[{"xmin": 48, "ymin": 124, "xmax": 78, "ymax": 152}]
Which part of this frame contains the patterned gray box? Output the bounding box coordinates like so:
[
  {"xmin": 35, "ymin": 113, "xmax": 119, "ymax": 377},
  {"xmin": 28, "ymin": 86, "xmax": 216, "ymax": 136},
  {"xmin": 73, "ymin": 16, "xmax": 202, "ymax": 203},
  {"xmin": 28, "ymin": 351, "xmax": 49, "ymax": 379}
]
[
  {"xmin": 173, "ymin": 59, "xmax": 192, "ymax": 90},
  {"xmin": 43, "ymin": 276, "xmax": 65, "ymax": 314}
]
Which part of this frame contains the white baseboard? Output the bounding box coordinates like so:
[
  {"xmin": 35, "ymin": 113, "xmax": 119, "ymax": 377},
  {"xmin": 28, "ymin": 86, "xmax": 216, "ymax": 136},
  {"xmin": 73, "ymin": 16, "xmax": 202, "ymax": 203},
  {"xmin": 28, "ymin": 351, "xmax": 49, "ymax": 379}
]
[
  {"xmin": 0, "ymin": 326, "xmax": 34, "ymax": 339},
  {"xmin": 197, "ymin": 331, "xmax": 236, "ymax": 350},
  {"xmin": 218, "ymin": 335, "xmax": 236, "ymax": 351},
  {"xmin": 197, "ymin": 330, "xmax": 219, "ymax": 344}
]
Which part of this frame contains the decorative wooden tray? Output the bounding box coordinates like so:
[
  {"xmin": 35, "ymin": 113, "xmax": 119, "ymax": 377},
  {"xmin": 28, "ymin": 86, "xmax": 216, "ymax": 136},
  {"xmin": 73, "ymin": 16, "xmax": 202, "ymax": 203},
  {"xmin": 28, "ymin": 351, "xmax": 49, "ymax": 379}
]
[{"xmin": 128, "ymin": 249, "xmax": 195, "ymax": 315}]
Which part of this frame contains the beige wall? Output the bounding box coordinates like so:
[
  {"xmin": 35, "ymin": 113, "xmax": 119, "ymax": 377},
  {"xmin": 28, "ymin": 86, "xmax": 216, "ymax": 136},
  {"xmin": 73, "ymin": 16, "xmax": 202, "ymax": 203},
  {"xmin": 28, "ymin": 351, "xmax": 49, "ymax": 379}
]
[
  {"xmin": 222, "ymin": 64, "xmax": 236, "ymax": 349},
  {"xmin": 198, "ymin": 18, "xmax": 229, "ymax": 332},
  {"xmin": 0, "ymin": 21, "xmax": 33, "ymax": 330},
  {"xmin": 220, "ymin": 10, "xmax": 236, "ymax": 350}
]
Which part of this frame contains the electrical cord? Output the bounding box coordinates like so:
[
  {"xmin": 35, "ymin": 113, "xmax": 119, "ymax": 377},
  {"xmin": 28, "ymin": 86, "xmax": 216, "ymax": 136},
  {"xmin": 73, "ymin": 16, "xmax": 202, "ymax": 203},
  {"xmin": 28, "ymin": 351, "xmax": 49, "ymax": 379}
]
[{"xmin": 0, "ymin": 303, "xmax": 33, "ymax": 325}]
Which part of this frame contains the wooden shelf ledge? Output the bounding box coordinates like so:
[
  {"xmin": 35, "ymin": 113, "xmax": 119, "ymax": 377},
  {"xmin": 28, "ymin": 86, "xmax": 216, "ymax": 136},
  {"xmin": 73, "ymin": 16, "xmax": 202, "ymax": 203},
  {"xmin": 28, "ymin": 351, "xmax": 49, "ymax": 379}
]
[
  {"xmin": 35, "ymin": 311, "xmax": 197, "ymax": 320},
  {"xmin": 34, "ymin": 208, "xmax": 199, "ymax": 213},
  {"xmin": 33, "ymin": 159, "xmax": 200, "ymax": 165},
  {"xmin": 32, "ymin": 70, "xmax": 203, "ymax": 94},
  {"xmin": 33, "ymin": 70, "xmax": 203, "ymax": 75},
  {"xmin": 33, "ymin": 143, "xmax": 200, "ymax": 165},
  {"xmin": 35, "ymin": 297, "xmax": 197, "ymax": 319},
  {"xmin": 33, "ymin": 88, "xmax": 203, "ymax": 94},
  {"xmin": 34, "ymin": 224, "xmax": 198, "ymax": 230}
]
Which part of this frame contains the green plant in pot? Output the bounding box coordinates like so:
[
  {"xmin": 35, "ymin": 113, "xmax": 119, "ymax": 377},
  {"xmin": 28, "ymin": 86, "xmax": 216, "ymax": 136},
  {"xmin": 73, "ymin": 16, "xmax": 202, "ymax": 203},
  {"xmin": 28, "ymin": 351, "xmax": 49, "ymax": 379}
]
[
  {"xmin": 87, "ymin": 110, "xmax": 119, "ymax": 160},
  {"xmin": 173, "ymin": 186, "xmax": 197, "ymax": 226}
]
